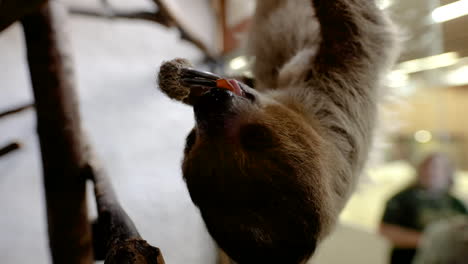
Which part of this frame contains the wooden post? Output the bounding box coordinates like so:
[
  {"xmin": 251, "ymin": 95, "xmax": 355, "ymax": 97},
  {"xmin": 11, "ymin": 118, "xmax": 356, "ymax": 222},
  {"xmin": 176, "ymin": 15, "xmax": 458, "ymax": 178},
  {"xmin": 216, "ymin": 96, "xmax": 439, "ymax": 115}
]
[{"xmin": 21, "ymin": 2, "xmax": 94, "ymax": 263}]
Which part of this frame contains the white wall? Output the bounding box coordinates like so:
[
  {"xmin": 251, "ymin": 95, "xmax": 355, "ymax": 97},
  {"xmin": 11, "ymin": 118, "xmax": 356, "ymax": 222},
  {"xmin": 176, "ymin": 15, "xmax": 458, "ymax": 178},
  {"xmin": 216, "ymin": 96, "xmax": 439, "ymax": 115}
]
[
  {"xmin": 312, "ymin": 223, "xmax": 390, "ymax": 264},
  {"xmin": 226, "ymin": 0, "xmax": 256, "ymax": 27},
  {"xmin": 0, "ymin": 5, "xmax": 217, "ymax": 263}
]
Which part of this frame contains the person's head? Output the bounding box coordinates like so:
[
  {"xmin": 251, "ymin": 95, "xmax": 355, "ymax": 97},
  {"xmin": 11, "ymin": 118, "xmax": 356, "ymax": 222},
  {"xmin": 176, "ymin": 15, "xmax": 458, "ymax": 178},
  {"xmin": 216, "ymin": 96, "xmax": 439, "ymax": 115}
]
[{"xmin": 416, "ymin": 153, "xmax": 454, "ymax": 192}]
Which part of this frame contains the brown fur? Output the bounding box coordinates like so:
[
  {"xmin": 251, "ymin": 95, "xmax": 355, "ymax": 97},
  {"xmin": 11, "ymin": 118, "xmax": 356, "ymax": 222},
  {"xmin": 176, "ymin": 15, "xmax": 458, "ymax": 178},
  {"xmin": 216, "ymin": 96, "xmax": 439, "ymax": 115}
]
[
  {"xmin": 157, "ymin": 0, "xmax": 399, "ymax": 263},
  {"xmin": 158, "ymin": 58, "xmax": 193, "ymax": 101}
]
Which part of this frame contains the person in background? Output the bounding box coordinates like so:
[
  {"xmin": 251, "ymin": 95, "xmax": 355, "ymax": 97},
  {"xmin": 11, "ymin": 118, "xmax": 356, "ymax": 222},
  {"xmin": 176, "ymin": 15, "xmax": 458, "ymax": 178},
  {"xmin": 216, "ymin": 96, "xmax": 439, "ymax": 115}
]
[
  {"xmin": 379, "ymin": 152, "xmax": 468, "ymax": 264},
  {"xmin": 412, "ymin": 215, "xmax": 468, "ymax": 264}
]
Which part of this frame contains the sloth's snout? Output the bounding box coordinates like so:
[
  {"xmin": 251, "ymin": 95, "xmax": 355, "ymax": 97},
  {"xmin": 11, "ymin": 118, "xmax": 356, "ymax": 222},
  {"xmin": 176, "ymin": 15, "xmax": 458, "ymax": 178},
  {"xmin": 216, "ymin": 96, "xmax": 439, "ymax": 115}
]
[{"xmin": 194, "ymin": 88, "xmax": 235, "ymax": 131}]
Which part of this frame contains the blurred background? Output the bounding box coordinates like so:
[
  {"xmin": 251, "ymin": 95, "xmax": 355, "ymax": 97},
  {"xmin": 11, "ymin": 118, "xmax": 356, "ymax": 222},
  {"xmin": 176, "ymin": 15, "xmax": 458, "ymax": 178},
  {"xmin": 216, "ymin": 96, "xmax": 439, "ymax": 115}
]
[{"xmin": 1, "ymin": 0, "xmax": 468, "ymax": 263}]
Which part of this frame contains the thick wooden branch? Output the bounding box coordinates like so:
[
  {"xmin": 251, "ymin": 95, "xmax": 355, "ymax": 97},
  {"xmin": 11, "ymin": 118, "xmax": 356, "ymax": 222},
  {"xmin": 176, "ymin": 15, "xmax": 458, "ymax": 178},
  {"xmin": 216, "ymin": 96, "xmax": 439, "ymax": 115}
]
[
  {"xmin": 21, "ymin": 2, "xmax": 93, "ymax": 263},
  {"xmin": 0, "ymin": 142, "xmax": 21, "ymax": 158},
  {"xmin": 0, "ymin": 0, "xmax": 48, "ymax": 32},
  {"xmin": 83, "ymin": 161, "xmax": 166, "ymax": 264},
  {"xmin": 0, "ymin": 103, "xmax": 34, "ymax": 119}
]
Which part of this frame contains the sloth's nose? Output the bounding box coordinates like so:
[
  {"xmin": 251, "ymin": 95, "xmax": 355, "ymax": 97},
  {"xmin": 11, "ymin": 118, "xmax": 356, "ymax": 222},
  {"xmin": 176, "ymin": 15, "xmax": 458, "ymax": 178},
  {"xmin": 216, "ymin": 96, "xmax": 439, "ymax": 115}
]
[{"xmin": 193, "ymin": 88, "xmax": 235, "ymax": 132}]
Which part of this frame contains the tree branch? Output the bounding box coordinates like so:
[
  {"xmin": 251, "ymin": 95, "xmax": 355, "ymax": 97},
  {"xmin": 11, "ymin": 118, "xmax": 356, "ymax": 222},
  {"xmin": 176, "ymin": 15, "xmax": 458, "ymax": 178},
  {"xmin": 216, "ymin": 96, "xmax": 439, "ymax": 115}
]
[
  {"xmin": 152, "ymin": 0, "xmax": 216, "ymax": 59},
  {"xmin": 69, "ymin": 7, "xmax": 172, "ymax": 27},
  {"xmin": 83, "ymin": 159, "xmax": 166, "ymax": 264},
  {"xmin": 0, "ymin": 103, "xmax": 34, "ymax": 119},
  {"xmin": 21, "ymin": 2, "xmax": 94, "ymax": 263},
  {"xmin": 0, "ymin": 0, "xmax": 47, "ymax": 32},
  {"xmin": 0, "ymin": 142, "xmax": 21, "ymax": 158},
  {"xmin": 69, "ymin": 3, "xmax": 216, "ymax": 60}
]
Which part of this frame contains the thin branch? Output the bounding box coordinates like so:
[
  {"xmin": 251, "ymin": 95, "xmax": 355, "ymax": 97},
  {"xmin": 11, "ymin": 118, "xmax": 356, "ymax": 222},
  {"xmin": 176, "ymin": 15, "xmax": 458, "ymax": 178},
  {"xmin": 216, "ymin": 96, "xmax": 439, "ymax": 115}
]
[
  {"xmin": 0, "ymin": 103, "xmax": 34, "ymax": 119},
  {"xmin": 0, "ymin": 142, "xmax": 21, "ymax": 158},
  {"xmin": 152, "ymin": 0, "xmax": 216, "ymax": 59},
  {"xmin": 177, "ymin": 25, "xmax": 215, "ymax": 59},
  {"xmin": 69, "ymin": 4, "xmax": 216, "ymax": 60},
  {"xmin": 69, "ymin": 7, "xmax": 172, "ymax": 27},
  {"xmin": 99, "ymin": 0, "xmax": 111, "ymax": 10}
]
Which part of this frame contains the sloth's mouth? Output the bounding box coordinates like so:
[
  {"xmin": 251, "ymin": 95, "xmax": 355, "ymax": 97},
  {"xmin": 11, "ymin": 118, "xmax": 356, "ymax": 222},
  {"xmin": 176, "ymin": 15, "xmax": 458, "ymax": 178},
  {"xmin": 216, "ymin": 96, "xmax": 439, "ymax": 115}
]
[
  {"xmin": 215, "ymin": 79, "xmax": 244, "ymax": 97},
  {"xmin": 179, "ymin": 68, "xmax": 256, "ymax": 132},
  {"xmin": 180, "ymin": 68, "xmax": 249, "ymax": 99}
]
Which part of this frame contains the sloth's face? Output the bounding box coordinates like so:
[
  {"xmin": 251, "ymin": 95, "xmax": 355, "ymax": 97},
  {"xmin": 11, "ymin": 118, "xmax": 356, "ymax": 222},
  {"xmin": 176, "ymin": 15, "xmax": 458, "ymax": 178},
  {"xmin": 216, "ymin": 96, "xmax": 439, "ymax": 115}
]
[{"xmin": 182, "ymin": 79, "xmax": 322, "ymax": 196}]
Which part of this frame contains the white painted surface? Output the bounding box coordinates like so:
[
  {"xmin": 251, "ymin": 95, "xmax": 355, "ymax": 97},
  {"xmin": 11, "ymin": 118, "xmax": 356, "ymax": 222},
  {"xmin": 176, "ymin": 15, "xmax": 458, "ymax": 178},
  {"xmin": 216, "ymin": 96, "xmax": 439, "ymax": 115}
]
[
  {"xmin": 312, "ymin": 223, "xmax": 390, "ymax": 264},
  {"xmin": 0, "ymin": 8, "xmax": 216, "ymax": 263},
  {"xmin": 226, "ymin": 0, "xmax": 255, "ymax": 27}
]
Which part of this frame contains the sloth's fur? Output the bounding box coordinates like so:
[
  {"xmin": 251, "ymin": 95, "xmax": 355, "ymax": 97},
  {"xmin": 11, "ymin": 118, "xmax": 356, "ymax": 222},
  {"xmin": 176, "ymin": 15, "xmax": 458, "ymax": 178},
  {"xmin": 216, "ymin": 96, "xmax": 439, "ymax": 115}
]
[{"xmin": 158, "ymin": 0, "xmax": 399, "ymax": 263}]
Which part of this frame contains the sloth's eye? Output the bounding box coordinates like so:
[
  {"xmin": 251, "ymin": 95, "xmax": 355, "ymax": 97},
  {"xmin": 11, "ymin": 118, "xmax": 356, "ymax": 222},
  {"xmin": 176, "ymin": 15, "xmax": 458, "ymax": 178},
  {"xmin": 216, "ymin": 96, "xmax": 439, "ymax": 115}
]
[
  {"xmin": 240, "ymin": 124, "xmax": 276, "ymax": 150},
  {"xmin": 184, "ymin": 129, "xmax": 196, "ymax": 154}
]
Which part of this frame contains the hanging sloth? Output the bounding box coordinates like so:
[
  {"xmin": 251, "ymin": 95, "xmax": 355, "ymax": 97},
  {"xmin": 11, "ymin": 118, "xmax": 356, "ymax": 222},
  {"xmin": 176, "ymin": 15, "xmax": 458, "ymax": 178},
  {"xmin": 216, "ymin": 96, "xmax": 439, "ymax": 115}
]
[{"xmin": 157, "ymin": 0, "xmax": 399, "ymax": 263}]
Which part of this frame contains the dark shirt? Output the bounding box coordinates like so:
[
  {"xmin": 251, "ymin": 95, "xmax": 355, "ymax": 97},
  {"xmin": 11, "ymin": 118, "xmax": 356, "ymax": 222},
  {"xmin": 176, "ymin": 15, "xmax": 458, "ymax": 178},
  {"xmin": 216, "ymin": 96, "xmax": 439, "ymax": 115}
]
[{"xmin": 382, "ymin": 185, "xmax": 468, "ymax": 264}]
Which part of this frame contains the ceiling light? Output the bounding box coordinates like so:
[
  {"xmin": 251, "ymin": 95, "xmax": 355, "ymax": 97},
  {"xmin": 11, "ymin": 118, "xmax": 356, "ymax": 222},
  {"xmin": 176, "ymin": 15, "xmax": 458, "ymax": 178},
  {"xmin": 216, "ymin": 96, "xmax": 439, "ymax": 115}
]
[
  {"xmin": 229, "ymin": 56, "xmax": 248, "ymax": 70},
  {"xmin": 414, "ymin": 130, "xmax": 432, "ymax": 143},
  {"xmin": 396, "ymin": 52, "xmax": 459, "ymax": 74},
  {"xmin": 387, "ymin": 70, "xmax": 409, "ymax": 87},
  {"xmin": 244, "ymin": 70, "xmax": 254, "ymax": 78},
  {"xmin": 376, "ymin": 0, "xmax": 392, "ymax": 10},
  {"xmin": 445, "ymin": 65, "xmax": 468, "ymax": 86},
  {"xmin": 432, "ymin": 0, "xmax": 468, "ymax": 23}
]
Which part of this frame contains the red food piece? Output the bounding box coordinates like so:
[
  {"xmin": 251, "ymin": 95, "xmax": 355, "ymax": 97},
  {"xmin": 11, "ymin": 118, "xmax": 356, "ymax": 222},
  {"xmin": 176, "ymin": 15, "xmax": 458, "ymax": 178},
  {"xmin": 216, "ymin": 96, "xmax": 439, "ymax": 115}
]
[{"xmin": 216, "ymin": 79, "xmax": 243, "ymax": 96}]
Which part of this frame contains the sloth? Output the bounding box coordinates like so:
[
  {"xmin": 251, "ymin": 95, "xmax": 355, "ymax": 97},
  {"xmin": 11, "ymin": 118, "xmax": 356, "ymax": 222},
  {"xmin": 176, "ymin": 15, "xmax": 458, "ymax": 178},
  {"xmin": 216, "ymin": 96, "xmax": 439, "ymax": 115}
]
[{"xmin": 157, "ymin": 0, "xmax": 398, "ymax": 263}]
